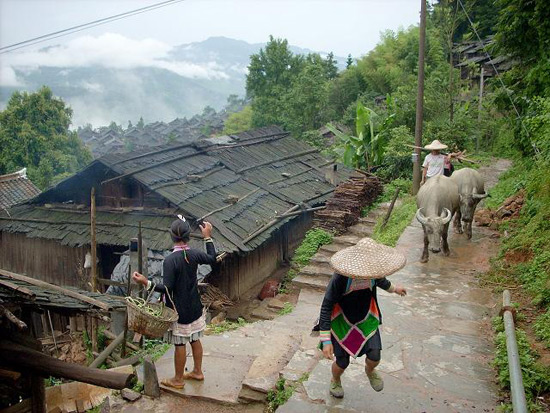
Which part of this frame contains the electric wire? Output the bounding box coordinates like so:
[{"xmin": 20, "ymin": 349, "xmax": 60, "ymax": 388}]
[{"xmin": 0, "ymin": 0, "xmax": 186, "ymax": 54}]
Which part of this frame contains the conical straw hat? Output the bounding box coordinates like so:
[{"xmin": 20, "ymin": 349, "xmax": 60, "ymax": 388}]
[
  {"xmin": 330, "ymin": 238, "xmax": 406, "ymax": 279},
  {"xmin": 424, "ymin": 139, "xmax": 448, "ymax": 150}
]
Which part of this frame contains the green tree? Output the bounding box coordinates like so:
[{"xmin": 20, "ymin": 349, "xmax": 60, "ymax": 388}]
[
  {"xmin": 246, "ymin": 36, "xmax": 304, "ymax": 127},
  {"xmin": 223, "ymin": 106, "xmax": 253, "ymax": 134},
  {"xmin": 282, "ymin": 62, "xmax": 331, "ymax": 134},
  {"xmin": 0, "ymin": 87, "xmax": 92, "ymax": 189},
  {"xmin": 346, "ymin": 54, "xmax": 353, "ymax": 69}
]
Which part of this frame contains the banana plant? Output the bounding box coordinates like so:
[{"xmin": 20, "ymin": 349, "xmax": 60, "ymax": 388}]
[{"xmin": 328, "ymin": 100, "xmax": 395, "ymax": 171}]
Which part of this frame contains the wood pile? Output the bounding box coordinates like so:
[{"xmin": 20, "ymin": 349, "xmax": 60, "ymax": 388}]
[
  {"xmin": 199, "ymin": 283, "xmax": 234, "ymax": 311},
  {"xmin": 314, "ymin": 174, "xmax": 382, "ymax": 234}
]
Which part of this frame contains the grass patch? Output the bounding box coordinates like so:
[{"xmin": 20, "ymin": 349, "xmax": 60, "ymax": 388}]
[
  {"xmin": 140, "ymin": 339, "xmax": 170, "ymax": 362},
  {"xmin": 492, "ymin": 316, "xmax": 550, "ymax": 411},
  {"xmin": 279, "ymin": 228, "xmax": 333, "ymax": 293},
  {"xmin": 207, "ymin": 317, "xmax": 247, "ymax": 335},
  {"xmin": 266, "ymin": 374, "xmax": 310, "ymax": 412},
  {"xmin": 278, "ymin": 302, "xmax": 293, "ymax": 315},
  {"xmin": 371, "ymin": 196, "xmax": 417, "ymax": 247},
  {"xmin": 534, "ymin": 310, "xmax": 550, "ymax": 348},
  {"xmin": 362, "ymin": 178, "xmax": 412, "ymax": 217}
]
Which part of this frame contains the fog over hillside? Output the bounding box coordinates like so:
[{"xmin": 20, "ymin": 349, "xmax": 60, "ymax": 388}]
[{"xmin": 0, "ymin": 35, "xmax": 345, "ymax": 128}]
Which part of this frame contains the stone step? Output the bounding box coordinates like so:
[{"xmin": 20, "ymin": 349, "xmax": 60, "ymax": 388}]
[
  {"xmin": 280, "ymin": 348, "xmax": 321, "ymax": 383},
  {"xmin": 292, "ymin": 275, "xmax": 329, "ymax": 291},
  {"xmin": 347, "ymin": 223, "xmax": 375, "ymax": 237},
  {"xmin": 239, "ymin": 329, "xmax": 300, "ymax": 396},
  {"xmin": 309, "ymin": 254, "xmax": 331, "ymax": 266},
  {"xmin": 332, "ymin": 234, "xmax": 362, "ymax": 245},
  {"xmin": 300, "ymin": 264, "xmax": 333, "ymax": 278},
  {"xmin": 318, "ymin": 244, "xmax": 344, "ymax": 254},
  {"xmin": 238, "ymin": 387, "xmax": 267, "ymax": 403}
]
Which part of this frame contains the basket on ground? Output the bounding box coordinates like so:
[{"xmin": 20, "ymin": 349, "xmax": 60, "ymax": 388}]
[{"xmin": 126, "ymin": 298, "xmax": 178, "ymax": 338}]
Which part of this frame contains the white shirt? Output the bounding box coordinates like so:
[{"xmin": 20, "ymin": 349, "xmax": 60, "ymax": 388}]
[{"xmin": 422, "ymin": 153, "xmax": 445, "ymax": 178}]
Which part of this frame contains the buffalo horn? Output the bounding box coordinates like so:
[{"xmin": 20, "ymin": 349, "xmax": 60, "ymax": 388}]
[
  {"xmin": 416, "ymin": 208, "xmax": 428, "ymax": 225},
  {"xmin": 440, "ymin": 208, "xmax": 452, "ymax": 224},
  {"xmin": 472, "ymin": 193, "xmax": 488, "ymax": 200}
]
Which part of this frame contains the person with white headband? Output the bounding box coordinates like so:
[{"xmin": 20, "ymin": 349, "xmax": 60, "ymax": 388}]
[{"xmin": 132, "ymin": 216, "xmax": 216, "ymax": 390}]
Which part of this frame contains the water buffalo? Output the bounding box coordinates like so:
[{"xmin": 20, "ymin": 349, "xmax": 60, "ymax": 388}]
[
  {"xmin": 450, "ymin": 167, "xmax": 488, "ymax": 239},
  {"xmin": 416, "ymin": 175, "xmax": 460, "ymax": 263}
]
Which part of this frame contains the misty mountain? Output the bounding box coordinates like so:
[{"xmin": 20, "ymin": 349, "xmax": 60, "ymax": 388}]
[{"xmin": 0, "ymin": 36, "xmax": 345, "ymax": 128}]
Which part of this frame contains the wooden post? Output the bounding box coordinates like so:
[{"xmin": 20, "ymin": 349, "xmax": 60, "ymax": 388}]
[
  {"xmin": 121, "ymin": 264, "xmax": 131, "ymax": 358},
  {"xmin": 381, "ymin": 188, "xmax": 401, "ymax": 229},
  {"xmin": 137, "ymin": 224, "xmax": 144, "ymax": 348},
  {"xmin": 412, "ymin": 0, "xmax": 427, "ymax": 195},
  {"xmin": 477, "ymin": 67, "xmax": 485, "ymax": 151},
  {"xmin": 30, "ymin": 374, "xmax": 46, "ymax": 413},
  {"xmin": 90, "ymin": 187, "xmax": 98, "ymax": 353}
]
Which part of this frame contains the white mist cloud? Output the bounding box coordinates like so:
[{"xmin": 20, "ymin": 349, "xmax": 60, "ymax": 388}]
[{"xmin": 0, "ymin": 33, "xmax": 229, "ymax": 85}]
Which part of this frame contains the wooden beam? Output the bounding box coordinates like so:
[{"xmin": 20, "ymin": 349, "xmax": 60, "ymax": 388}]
[
  {"xmin": 0, "ymin": 279, "xmax": 36, "ymax": 298},
  {"xmin": 0, "ymin": 270, "xmax": 112, "ymax": 312},
  {"xmin": 90, "ymin": 332, "xmax": 125, "ymax": 369},
  {"xmin": 381, "ymin": 187, "xmax": 400, "ymax": 229},
  {"xmin": 198, "ymin": 188, "xmax": 260, "ymax": 221},
  {"xmin": 0, "ymin": 305, "xmax": 27, "ymax": 331},
  {"xmin": 0, "ymin": 340, "xmax": 134, "ymax": 390},
  {"xmin": 242, "ymin": 204, "xmax": 301, "ymax": 244}
]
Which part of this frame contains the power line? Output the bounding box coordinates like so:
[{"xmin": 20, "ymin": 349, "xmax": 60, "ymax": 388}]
[{"xmin": 0, "ymin": 0, "xmax": 186, "ymax": 54}]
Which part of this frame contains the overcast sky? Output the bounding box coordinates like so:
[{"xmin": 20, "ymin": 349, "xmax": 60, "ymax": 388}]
[{"xmin": 1, "ymin": 0, "xmax": 421, "ymax": 57}]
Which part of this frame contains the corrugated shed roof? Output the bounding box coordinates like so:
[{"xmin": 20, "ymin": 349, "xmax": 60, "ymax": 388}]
[
  {"xmin": 0, "ymin": 168, "xmax": 41, "ymax": 210},
  {"xmin": 0, "ymin": 126, "xmax": 350, "ymax": 253}
]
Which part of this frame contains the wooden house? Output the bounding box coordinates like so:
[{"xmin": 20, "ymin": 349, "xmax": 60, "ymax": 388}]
[{"xmin": 0, "ymin": 126, "xmax": 349, "ymax": 299}]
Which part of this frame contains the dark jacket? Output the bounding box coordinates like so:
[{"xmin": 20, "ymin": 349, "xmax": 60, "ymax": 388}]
[
  {"xmin": 152, "ymin": 241, "xmax": 216, "ymax": 324},
  {"xmin": 319, "ymin": 273, "xmax": 392, "ymax": 331}
]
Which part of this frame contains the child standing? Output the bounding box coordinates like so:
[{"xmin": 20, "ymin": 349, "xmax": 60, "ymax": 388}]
[{"xmin": 318, "ymin": 238, "xmax": 407, "ymax": 398}]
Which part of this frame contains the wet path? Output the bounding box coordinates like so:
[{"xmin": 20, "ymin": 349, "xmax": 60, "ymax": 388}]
[{"xmin": 281, "ymin": 159, "xmax": 511, "ymax": 412}]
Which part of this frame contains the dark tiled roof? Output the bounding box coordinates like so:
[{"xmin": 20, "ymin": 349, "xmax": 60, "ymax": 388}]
[
  {"xmin": 0, "ymin": 168, "xmax": 41, "ymax": 210},
  {"xmin": 0, "ymin": 127, "xmax": 350, "ymax": 254}
]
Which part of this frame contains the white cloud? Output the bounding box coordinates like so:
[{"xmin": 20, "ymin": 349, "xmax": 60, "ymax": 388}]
[
  {"xmin": 0, "ymin": 65, "xmax": 24, "ymax": 87},
  {"xmin": 0, "ymin": 33, "xmax": 229, "ymax": 85}
]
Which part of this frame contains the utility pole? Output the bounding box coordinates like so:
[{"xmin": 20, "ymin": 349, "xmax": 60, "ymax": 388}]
[
  {"xmin": 412, "ymin": 0, "xmax": 427, "ymax": 195},
  {"xmin": 477, "ymin": 67, "xmax": 485, "ymax": 151}
]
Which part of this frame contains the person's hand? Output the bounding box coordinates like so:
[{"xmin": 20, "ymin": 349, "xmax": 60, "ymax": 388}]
[
  {"xmin": 199, "ymin": 221, "xmax": 212, "ymax": 238},
  {"xmin": 132, "ymin": 271, "xmax": 148, "ymax": 286},
  {"xmin": 322, "ymin": 342, "xmax": 334, "ymax": 360},
  {"xmin": 394, "ymin": 285, "xmax": 407, "ymax": 296}
]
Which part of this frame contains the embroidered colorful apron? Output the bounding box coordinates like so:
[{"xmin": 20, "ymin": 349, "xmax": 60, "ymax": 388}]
[{"xmin": 330, "ymin": 279, "xmax": 380, "ymax": 357}]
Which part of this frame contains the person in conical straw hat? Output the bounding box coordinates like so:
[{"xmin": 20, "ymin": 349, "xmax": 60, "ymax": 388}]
[
  {"xmin": 318, "ymin": 237, "xmax": 407, "ymax": 398},
  {"xmin": 421, "ymin": 139, "xmax": 448, "ymax": 185}
]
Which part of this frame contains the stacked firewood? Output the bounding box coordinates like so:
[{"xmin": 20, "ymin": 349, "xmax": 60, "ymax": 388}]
[
  {"xmin": 314, "ymin": 173, "xmax": 382, "ymax": 234},
  {"xmin": 199, "ymin": 283, "xmax": 234, "ymax": 311}
]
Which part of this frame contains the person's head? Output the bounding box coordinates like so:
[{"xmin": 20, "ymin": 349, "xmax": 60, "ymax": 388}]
[
  {"xmin": 170, "ymin": 218, "xmax": 191, "ymax": 243},
  {"xmin": 431, "ymin": 149, "xmax": 441, "ymax": 156}
]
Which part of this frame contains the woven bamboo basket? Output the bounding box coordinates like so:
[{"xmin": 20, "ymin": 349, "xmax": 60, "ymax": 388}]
[{"xmin": 126, "ymin": 298, "xmax": 178, "ymax": 338}]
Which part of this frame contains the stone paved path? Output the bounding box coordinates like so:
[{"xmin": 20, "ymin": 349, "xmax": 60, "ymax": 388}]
[
  {"xmin": 128, "ymin": 160, "xmax": 510, "ymax": 413},
  {"xmin": 280, "ymin": 159, "xmax": 511, "ymax": 413}
]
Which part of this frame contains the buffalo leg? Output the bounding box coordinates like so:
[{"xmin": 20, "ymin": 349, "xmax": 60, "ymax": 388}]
[
  {"xmin": 453, "ymin": 210, "xmax": 463, "ymax": 234},
  {"xmin": 442, "ymin": 224, "xmax": 450, "ymax": 256},
  {"xmin": 421, "ymin": 228, "xmax": 429, "ymax": 263},
  {"xmin": 466, "ymin": 222, "xmax": 472, "ymax": 240}
]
